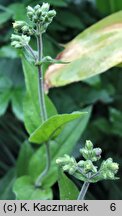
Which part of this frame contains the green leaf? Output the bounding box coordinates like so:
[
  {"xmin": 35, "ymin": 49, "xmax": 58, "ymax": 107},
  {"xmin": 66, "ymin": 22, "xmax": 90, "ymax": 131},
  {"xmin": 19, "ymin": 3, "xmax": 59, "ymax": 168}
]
[
  {"xmin": 0, "ymin": 12, "xmax": 12, "ymax": 26},
  {"xmin": 0, "ymin": 46, "xmax": 18, "ymax": 59},
  {"xmin": 0, "ymin": 90, "xmax": 11, "ymax": 116},
  {"xmin": 22, "ymin": 57, "xmax": 57, "ymax": 134},
  {"xmin": 17, "ymin": 141, "xmax": 34, "ymax": 177},
  {"xmin": 110, "ymin": 108, "xmax": 122, "ymax": 137},
  {"xmin": 29, "ymin": 112, "xmax": 87, "ymax": 144},
  {"xmin": 11, "ymin": 88, "xmax": 24, "ymax": 121},
  {"xmin": 28, "ymin": 107, "xmax": 92, "ymax": 188},
  {"xmin": 0, "ymin": 168, "xmax": 15, "ymax": 200},
  {"xmin": 56, "ymin": 11, "xmax": 84, "ymax": 29},
  {"xmin": 96, "ymin": 0, "xmax": 122, "ymax": 14},
  {"xmin": 0, "ymin": 75, "xmax": 12, "ymax": 91},
  {"xmin": 58, "ymin": 170, "xmax": 79, "ymax": 200},
  {"xmin": 45, "ymin": 11, "xmax": 122, "ymax": 89},
  {"xmin": 8, "ymin": 3, "xmax": 27, "ymax": 21},
  {"xmin": 13, "ymin": 176, "xmax": 52, "ymax": 200}
]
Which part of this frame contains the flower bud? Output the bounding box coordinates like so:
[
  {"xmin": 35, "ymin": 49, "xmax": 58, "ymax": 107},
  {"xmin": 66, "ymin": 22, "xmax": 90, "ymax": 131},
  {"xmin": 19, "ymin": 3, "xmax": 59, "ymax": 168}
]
[
  {"xmin": 56, "ymin": 158, "xmax": 64, "ymax": 164},
  {"xmin": 13, "ymin": 21, "xmax": 26, "ymax": 29},
  {"xmin": 78, "ymin": 160, "xmax": 85, "ymax": 167},
  {"xmin": 94, "ymin": 148, "xmax": 102, "ymax": 157},
  {"xmin": 56, "ymin": 154, "xmax": 78, "ymax": 175},
  {"xmin": 41, "ymin": 3, "xmax": 50, "ymax": 13},
  {"xmin": 109, "ymin": 162, "xmax": 119, "ymax": 173},
  {"xmin": 11, "ymin": 34, "xmax": 21, "ymax": 41},
  {"xmin": 63, "ymin": 165, "xmax": 70, "ymax": 171},
  {"xmin": 11, "ymin": 34, "xmax": 30, "ymax": 49},
  {"xmin": 48, "ymin": 10, "xmax": 56, "ymax": 18},
  {"xmin": 27, "ymin": 6, "xmax": 34, "ymax": 13},
  {"xmin": 11, "ymin": 41, "xmax": 22, "ymax": 48},
  {"xmin": 21, "ymin": 25, "xmax": 33, "ymax": 35},
  {"xmin": 35, "ymin": 8, "xmax": 42, "ymax": 16},
  {"xmin": 32, "ymin": 15, "xmax": 38, "ymax": 23},
  {"xmin": 85, "ymin": 160, "xmax": 93, "ymax": 171},
  {"xmin": 22, "ymin": 25, "xmax": 29, "ymax": 32},
  {"xmin": 85, "ymin": 140, "xmax": 93, "ymax": 150},
  {"xmin": 27, "ymin": 11, "xmax": 33, "ymax": 20},
  {"xmin": 69, "ymin": 166, "xmax": 77, "ymax": 175},
  {"xmin": 34, "ymin": 4, "xmax": 40, "ymax": 11}
]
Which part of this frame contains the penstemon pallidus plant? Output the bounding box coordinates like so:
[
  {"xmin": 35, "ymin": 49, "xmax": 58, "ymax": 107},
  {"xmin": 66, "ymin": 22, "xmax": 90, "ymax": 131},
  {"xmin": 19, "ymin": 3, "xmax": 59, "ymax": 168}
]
[{"xmin": 11, "ymin": 3, "xmax": 119, "ymax": 200}]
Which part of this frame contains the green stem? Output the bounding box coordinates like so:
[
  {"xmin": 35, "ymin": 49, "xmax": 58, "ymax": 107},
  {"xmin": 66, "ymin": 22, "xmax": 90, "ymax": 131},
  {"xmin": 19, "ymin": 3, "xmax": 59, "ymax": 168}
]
[
  {"xmin": 37, "ymin": 26, "xmax": 47, "ymax": 122},
  {"xmin": 77, "ymin": 182, "xmax": 90, "ymax": 200},
  {"xmin": 35, "ymin": 25, "xmax": 50, "ymax": 187},
  {"xmin": 25, "ymin": 44, "xmax": 37, "ymax": 62}
]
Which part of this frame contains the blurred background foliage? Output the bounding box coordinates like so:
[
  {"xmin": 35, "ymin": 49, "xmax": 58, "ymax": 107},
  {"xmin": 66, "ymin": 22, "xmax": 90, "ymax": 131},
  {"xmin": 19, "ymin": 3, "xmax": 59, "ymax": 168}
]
[{"xmin": 0, "ymin": 0, "xmax": 122, "ymax": 199}]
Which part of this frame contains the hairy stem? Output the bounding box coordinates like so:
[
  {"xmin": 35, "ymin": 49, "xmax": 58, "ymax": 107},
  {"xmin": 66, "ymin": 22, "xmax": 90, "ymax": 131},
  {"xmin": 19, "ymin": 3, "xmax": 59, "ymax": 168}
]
[
  {"xmin": 35, "ymin": 25, "xmax": 50, "ymax": 187},
  {"xmin": 25, "ymin": 44, "xmax": 37, "ymax": 61},
  {"xmin": 77, "ymin": 182, "xmax": 90, "ymax": 200},
  {"xmin": 37, "ymin": 26, "xmax": 47, "ymax": 122}
]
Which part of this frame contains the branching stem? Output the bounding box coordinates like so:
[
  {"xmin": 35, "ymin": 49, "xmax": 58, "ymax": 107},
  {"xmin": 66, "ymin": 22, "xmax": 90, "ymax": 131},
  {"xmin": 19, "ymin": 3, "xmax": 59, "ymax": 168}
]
[{"xmin": 25, "ymin": 44, "xmax": 37, "ymax": 61}]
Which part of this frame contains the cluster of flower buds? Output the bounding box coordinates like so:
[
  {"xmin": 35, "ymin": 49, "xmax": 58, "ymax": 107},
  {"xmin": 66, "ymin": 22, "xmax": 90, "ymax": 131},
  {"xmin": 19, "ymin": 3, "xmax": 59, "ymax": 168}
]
[
  {"xmin": 56, "ymin": 154, "xmax": 78, "ymax": 175},
  {"xmin": 80, "ymin": 140, "xmax": 102, "ymax": 162},
  {"xmin": 11, "ymin": 34, "xmax": 30, "ymax": 48},
  {"xmin": 78, "ymin": 160, "xmax": 97, "ymax": 174},
  {"xmin": 13, "ymin": 21, "xmax": 33, "ymax": 36},
  {"xmin": 27, "ymin": 3, "xmax": 56, "ymax": 33},
  {"xmin": 11, "ymin": 3, "xmax": 56, "ymax": 50},
  {"xmin": 56, "ymin": 140, "xmax": 119, "ymax": 183},
  {"xmin": 99, "ymin": 158, "xmax": 119, "ymax": 180}
]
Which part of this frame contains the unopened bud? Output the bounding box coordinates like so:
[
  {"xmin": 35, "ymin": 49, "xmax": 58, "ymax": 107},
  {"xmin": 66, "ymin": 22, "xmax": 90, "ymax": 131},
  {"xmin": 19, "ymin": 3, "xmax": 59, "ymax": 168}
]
[
  {"xmin": 56, "ymin": 158, "xmax": 63, "ymax": 164},
  {"xmin": 13, "ymin": 21, "xmax": 26, "ymax": 29},
  {"xmin": 27, "ymin": 11, "xmax": 33, "ymax": 19},
  {"xmin": 11, "ymin": 41, "xmax": 22, "ymax": 48},
  {"xmin": 63, "ymin": 165, "xmax": 70, "ymax": 171},
  {"xmin": 48, "ymin": 10, "xmax": 56, "ymax": 18},
  {"xmin": 11, "ymin": 34, "xmax": 30, "ymax": 48},
  {"xmin": 34, "ymin": 4, "xmax": 40, "ymax": 11},
  {"xmin": 69, "ymin": 167, "xmax": 77, "ymax": 175},
  {"xmin": 85, "ymin": 140, "xmax": 93, "ymax": 150},
  {"xmin": 94, "ymin": 148, "xmax": 102, "ymax": 156},
  {"xmin": 11, "ymin": 34, "xmax": 21, "ymax": 41},
  {"xmin": 78, "ymin": 160, "xmax": 85, "ymax": 167},
  {"xmin": 27, "ymin": 6, "xmax": 34, "ymax": 13},
  {"xmin": 32, "ymin": 15, "xmax": 38, "ymax": 22},
  {"xmin": 22, "ymin": 25, "xmax": 29, "ymax": 32},
  {"xmin": 36, "ymin": 8, "xmax": 42, "ymax": 16},
  {"xmin": 41, "ymin": 3, "xmax": 50, "ymax": 12},
  {"xmin": 110, "ymin": 163, "xmax": 119, "ymax": 173}
]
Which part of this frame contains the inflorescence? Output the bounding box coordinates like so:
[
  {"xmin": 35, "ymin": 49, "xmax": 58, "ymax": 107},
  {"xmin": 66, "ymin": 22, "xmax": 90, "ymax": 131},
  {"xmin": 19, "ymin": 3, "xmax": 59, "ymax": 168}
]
[
  {"xmin": 56, "ymin": 140, "xmax": 119, "ymax": 183},
  {"xmin": 11, "ymin": 3, "xmax": 56, "ymax": 48}
]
